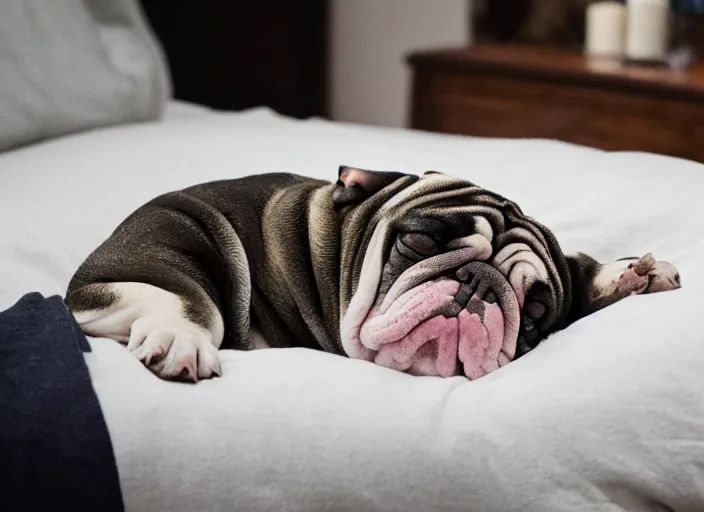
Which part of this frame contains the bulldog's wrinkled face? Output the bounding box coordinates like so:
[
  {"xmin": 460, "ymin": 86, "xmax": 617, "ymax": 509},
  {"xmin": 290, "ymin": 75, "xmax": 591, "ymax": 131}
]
[{"xmin": 337, "ymin": 168, "xmax": 569, "ymax": 379}]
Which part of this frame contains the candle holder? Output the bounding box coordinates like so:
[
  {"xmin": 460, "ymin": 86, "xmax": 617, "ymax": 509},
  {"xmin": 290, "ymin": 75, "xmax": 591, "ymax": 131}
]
[
  {"xmin": 623, "ymin": 0, "xmax": 670, "ymax": 65},
  {"xmin": 585, "ymin": 1, "xmax": 628, "ymax": 58}
]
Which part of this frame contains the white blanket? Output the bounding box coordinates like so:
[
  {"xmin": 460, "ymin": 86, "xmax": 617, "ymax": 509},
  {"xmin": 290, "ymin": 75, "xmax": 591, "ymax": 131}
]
[{"xmin": 1, "ymin": 102, "xmax": 703, "ymax": 511}]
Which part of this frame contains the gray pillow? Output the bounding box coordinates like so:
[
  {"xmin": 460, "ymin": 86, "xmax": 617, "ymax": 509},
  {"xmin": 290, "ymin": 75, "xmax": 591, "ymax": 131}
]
[{"xmin": 0, "ymin": 0, "xmax": 171, "ymax": 152}]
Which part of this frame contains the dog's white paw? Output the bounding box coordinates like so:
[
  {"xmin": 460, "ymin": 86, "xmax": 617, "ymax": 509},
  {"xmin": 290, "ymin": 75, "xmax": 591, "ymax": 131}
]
[
  {"xmin": 594, "ymin": 253, "xmax": 681, "ymax": 304},
  {"xmin": 618, "ymin": 253, "xmax": 681, "ymax": 296},
  {"xmin": 127, "ymin": 314, "xmax": 221, "ymax": 382}
]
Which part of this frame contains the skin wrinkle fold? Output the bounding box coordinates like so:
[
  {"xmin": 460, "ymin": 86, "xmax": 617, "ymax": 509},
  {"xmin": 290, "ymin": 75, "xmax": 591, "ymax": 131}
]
[
  {"xmin": 339, "ymin": 174, "xmax": 567, "ymax": 379},
  {"xmin": 495, "ymin": 246, "xmax": 549, "ymax": 307},
  {"xmin": 339, "ymin": 177, "xmax": 417, "ymax": 317},
  {"xmin": 361, "ymin": 279, "xmax": 460, "ymax": 350},
  {"xmin": 495, "ymin": 228, "xmax": 562, "ymax": 326},
  {"xmin": 377, "ymin": 316, "xmax": 459, "ymax": 377},
  {"xmin": 380, "ymin": 241, "xmax": 492, "ymax": 314},
  {"xmin": 339, "ymin": 221, "xmax": 388, "ymax": 359},
  {"xmin": 359, "ymin": 258, "xmax": 520, "ymax": 378},
  {"xmin": 497, "ymin": 225, "xmax": 566, "ymax": 322},
  {"xmin": 340, "ymin": 180, "xmax": 496, "ymax": 358}
]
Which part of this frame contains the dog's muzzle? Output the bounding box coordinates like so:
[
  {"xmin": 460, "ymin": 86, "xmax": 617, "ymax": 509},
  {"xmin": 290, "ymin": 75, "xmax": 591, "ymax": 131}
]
[{"xmin": 359, "ymin": 259, "xmax": 521, "ymax": 379}]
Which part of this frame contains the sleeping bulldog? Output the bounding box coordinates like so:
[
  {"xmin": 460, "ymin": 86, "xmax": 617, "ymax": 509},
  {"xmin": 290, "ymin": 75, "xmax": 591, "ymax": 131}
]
[{"xmin": 65, "ymin": 167, "xmax": 681, "ymax": 382}]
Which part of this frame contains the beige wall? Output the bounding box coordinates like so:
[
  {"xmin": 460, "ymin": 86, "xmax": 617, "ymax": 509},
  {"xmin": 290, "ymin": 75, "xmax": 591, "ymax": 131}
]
[{"xmin": 330, "ymin": 0, "xmax": 471, "ymax": 128}]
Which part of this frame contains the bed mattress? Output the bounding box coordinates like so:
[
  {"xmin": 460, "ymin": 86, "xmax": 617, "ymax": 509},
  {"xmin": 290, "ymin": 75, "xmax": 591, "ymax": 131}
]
[{"xmin": 1, "ymin": 102, "xmax": 703, "ymax": 511}]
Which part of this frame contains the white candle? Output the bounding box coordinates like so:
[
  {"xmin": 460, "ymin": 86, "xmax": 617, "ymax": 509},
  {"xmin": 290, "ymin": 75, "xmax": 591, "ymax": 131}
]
[
  {"xmin": 585, "ymin": 1, "xmax": 627, "ymax": 58},
  {"xmin": 626, "ymin": 0, "xmax": 671, "ymax": 62}
]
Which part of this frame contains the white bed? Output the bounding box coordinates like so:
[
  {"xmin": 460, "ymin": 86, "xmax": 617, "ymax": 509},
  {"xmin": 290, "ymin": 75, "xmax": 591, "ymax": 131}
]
[{"xmin": 1, "ymin": 100, "xmax": 704, "ymax": 511}]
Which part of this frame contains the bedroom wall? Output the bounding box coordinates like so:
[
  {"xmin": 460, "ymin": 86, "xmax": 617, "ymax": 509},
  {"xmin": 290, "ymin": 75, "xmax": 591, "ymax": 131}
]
[{"xmin": 329, "ymin": 0, "xmax": 472, "ymax": 128}]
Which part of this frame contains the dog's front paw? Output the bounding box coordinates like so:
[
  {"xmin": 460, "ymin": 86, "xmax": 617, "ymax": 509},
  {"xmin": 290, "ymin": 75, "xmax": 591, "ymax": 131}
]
[
  {"xmin": 127, "ymin": 314, "xmax": 221, "ymax": 382},
  {"xmin": 618, "ymin": 253, "xmax": 681, "ymax": 295}
]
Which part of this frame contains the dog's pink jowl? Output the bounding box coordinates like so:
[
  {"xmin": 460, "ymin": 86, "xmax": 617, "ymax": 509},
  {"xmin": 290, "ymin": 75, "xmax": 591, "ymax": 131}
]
[{"xmin": 360, "ymin": 278, "xmax": 516, "ymax": 379}]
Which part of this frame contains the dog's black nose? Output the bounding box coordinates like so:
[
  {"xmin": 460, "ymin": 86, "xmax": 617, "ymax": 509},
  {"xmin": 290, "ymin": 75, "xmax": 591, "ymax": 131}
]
[
  {"xmin": 483, "ymin": 289, "xmax": 497, "ymax": 304},
  {"xmin": 454, "ymin": 283, "xmax": 473, "ymax": 308}
]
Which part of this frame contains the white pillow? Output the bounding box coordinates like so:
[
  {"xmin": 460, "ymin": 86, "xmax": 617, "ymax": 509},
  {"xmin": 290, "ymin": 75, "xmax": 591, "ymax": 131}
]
[{"xmin": 0, "ymin": 0, "xmax": 170, "ymax": 152}]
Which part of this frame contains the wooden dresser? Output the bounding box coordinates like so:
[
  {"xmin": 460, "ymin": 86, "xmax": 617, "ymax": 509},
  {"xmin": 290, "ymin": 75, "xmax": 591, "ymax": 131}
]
[{"xmin": 408, "ymin": 44, "xmax": 704, "ymax": 163}]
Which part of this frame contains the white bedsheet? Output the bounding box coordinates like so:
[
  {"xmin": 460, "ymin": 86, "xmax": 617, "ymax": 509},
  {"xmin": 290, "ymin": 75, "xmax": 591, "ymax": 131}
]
[{"xmin": 1, "ymin": 102, "xmax": 703, "ymax": 511}]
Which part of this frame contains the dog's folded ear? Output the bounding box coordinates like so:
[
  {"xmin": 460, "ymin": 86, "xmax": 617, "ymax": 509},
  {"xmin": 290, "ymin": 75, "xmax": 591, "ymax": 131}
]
[{"xmin": 332, "ymin": 166, "xmax": 408, "ymax": 206}]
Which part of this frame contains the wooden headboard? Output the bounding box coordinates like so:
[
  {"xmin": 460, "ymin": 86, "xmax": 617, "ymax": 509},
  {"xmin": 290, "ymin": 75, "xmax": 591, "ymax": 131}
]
[{"xmin": 140, "ymin": 0, "xmax": 329, "ymax": 119}]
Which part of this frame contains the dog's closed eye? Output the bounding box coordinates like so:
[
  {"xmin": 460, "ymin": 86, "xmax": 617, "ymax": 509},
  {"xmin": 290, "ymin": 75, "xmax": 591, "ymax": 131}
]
[{"xmin": 399, "ymin": 233, "xmax": 439, "ymax": 257}]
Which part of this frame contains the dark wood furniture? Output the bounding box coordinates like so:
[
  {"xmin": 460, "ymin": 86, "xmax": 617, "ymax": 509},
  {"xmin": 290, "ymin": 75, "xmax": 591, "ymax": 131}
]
[
  {"xmin": 140, "ymin": 0, "xmax": 329, "ymax": 119},
  {"xmin": 408, "ymin": 44, "xmax": 704, "ymax": 162}
]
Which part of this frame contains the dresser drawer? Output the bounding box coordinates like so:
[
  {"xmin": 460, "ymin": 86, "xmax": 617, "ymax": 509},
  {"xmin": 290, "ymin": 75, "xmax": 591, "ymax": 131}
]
[{"xmin": 408, "ymin": 46, "xmax": 704, "ymax": 163}]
